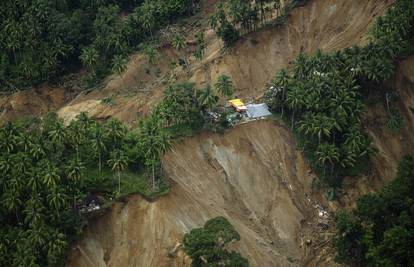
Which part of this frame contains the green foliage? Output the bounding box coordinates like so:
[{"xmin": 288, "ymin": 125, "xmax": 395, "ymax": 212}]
[
  {"xmin": 141, "ymin": 44, "xmax": 158, "ymax": 65},
  {"xmin": 215, "ymin": 74, "xmax": 234, "ymax": 99},
  {"xmin": 265, "ymin": 51, "xmax": 371, "ymax": 187},
  {"xmin": 0, "ymin": 115, "xmax": 110, "ymax": 265},
  {"xmin": 193, "ymin": 32, "xmax": 206, "ymax": 61},
  {"xmin": 264, "ymin": 0, "xmax": 414, "ymax": 187},
  {"xmin": 172, "ymin": 34, "xmax": 186, "ymax": 50},
  {"xmin": 209, "ymin": 0, "xmax": 303, "ymax": 46},
  {"xmin": 183, "ymin": 216, "xmax": 249, "ymax": 267},
  {"xmin": 386, "ymin": 108, "xmax": 404, "ymax": 132},
  {"xmin": 0, "ymin": 0, "xmax": 196, "ymax": 90},
  {"xmin": 0, "ymin": 110, "xmax": 176, "ymax": 265},
  {"xmin": 198, "ymin": 84, "xmax": 219, "ymax": 111},
  {"xmin": 333, "ymin": 156, "xmax": 414, "ymax": 266}
]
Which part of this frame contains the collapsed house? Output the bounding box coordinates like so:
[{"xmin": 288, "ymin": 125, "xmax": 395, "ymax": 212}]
[{"xmin": 228, "ymin": 99, "xmax": 272, "ymax": 119}]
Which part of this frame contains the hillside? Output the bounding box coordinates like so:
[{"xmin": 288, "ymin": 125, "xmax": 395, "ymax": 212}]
[
  {"xmin": 65, "ymin": 0, "xmax": 413, "ymax": 267},
  {"xmin": 1, "ymin": 0, "xmax": 413, "ymax": 266}
]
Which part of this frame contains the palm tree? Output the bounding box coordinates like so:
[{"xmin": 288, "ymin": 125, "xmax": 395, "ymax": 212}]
[
  {"xmin": 107, "ymin": 150, "xmax": 128, "ymax": 195},
  {"xmin": 48, "ymin": 120, "xmax": 66, "ymax": 144},
  {"xmin": 198, "ymin": 84, "xmax": 218, "ymax": 111},
  {"xmin": 215, "ymin": 74, "xmax": 234, "ymax": 99},
  {"xmin": 91, "ymin": 124, "xmax": 106, "ymax": 173},
  {"xmin": 79, "ymin": 47, "xmax": 98, "ymax": 72},
  {"xmin": 138, "ymin": 0, "xmax": 156, "ymax": 38},
  {"xmin": 299, "ymin": 113, "xmax": 340, "ymax": 143},
  {"xmin": 104, "ymin": 119, "xmax": 126, "ymax": 147},
  {"xmin": 68, "ymin": 122, "xmax": 84, "ymax": 160},
  {"xmin": 143, "ymin": 45, "xmax": 157, "ymax": 65},
  {"xmin": 316, "ymin": 143, "xmax": 340, "ymax": 176},
  {"xmin": 193, "ymin": 45, "xmax": 204, "ymax": 61},
  {"xmin": 0, "ymin": 155, "xmax": 13, "ymax": 175},
  {"xmin": 0, "ymin": 126, "xmax": 17, "ymax": 154},
  {"xmin": 172, "ymin": 34, "xmax": 186, "ymax": 50},
  {"xmin": 47, "ymin": 189, "xmax": 67, "ymax": 211},
  {"xmin": 286, "ymin": 84, "xmax": 306, "ymax": 129},
  {"xmin": 29, "ymin": 144, "xmax": 46, "ymax": 160},
  {"xmin": 140, "ymin": 117, "xmax": 171, "ymax": 189},
  {"xmin": 146, "ymin": 133, "xmax": 171, "ymax": 190},
  {"xmin": 42, "ymin": 162, "xmax": 60, "ymax": 189},
  {"xmin": 112, "ymin": 55, "xmax": 127, "ymax": 75},
  {"xmin": 66, "ymin": 159, "xmax": 84, "ymax": 182},
  {"xmin": 272, "ymin": 69, "xmax": 290, "ymax": 117}
]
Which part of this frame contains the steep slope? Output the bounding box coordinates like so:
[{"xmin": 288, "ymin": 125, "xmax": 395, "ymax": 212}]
[
  {"xmin": 67, "ymin": 120, "xmax": 334, "ymax": 267},
  {"xmin": 65, "ymin": 1, "xmax": 404, "ymax": 266},
  {"xmin": 57, "ymin": 0, "xmax": 392, "ymax": 124},
  {"xmin": 340, "ymin": 55, "xmax": 414, "ymax": 206}
]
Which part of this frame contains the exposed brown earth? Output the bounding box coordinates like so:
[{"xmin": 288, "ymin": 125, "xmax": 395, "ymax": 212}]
[
  {"xmin": 67, "ymin": 120, "xmax": 336, "ymax": 267},
  {"xmin": 57, "ymin": 0, "xmax": 392, "ymax": 125},
  {"xmin": 2, "ymin": 0, "xmax": 411, "ymax": 266}
]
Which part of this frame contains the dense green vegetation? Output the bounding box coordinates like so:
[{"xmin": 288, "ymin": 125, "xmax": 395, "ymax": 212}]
[
  {"xmin": 333, "ymin": 156, "xmax": 414, "ymax": 266},
  {"xmin": 0, "ymin": 71, "xmax": 236, "ymax": 265},
  {"xmin": 264, "ymin": 0, "xmax": 414, "ymax": 188},
  {"xmin": 0, "ymin": 0, "xmax": 196, "ymax": 90},
  {"xmin": 209, "ymin": 0, "xmax": 306, "ymax": 46},
  {"xmin": 183, "ymin": 216, "xmax": 249, "ymax": 267},
  {"xmin": 0, "ymin": 111, "xmax": 173, "ymax": 265}
]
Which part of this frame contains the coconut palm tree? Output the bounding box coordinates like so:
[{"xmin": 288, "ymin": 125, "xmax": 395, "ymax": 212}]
[
  {"xmin": 285, "ymin": 83, "xmax": 306, "ymax": 129},
  {"xmin": 91, "ymin": 124, "xmax": 106, "ymax": 173},
  {"xmin": 215, "ymin": 74, "xmax": 234, "ymax": 99},
  {"xmin": 112, "ymin": 55, "xmax": 127, "ymax": 75},
  {"xmin": 138, "ymin": 0, "xmax": 156, "ymax": 38},
  {"xmin": 172, "ymin": 34, "xmax": 186, "ymax": 50},
  {"xmin": 198, "ymin": 84, "xmax": 218, "ymax": 111},
  {"xmin": 140, "ymin": 117, "xmax": 171, "ymax": 189},
  {"xmin": 65, "ymin": 159, "xmax": 84, "ymax": 183},
  {"xmin": 107, "ymin": 150, "xmax": 128, "ymax": 195},
  {"xmin": 143, "ymin": 45, "xmax": 157, "ymax": 65},
  {"xmin": 47, "ymin": 189, "xmax": 67, "ymax": 211},
  {"xmin": 104, "ymin": 119, "xmax": 126, "ymax": 147},
  {"xmin": 79, "ymin": 47, "xmax": 98, "ymax": 72},
  {"xmin": 316, "ymin": 143, "xmax": 340, "ymax": 176},
  {"xmin": 41, "ymin": 162, "xmax": 60, "ymax": 189}
]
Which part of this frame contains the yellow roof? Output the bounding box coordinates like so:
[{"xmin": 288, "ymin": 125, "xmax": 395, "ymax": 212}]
[{"xmin": 228, "ymin": 99, "xmax": 245, "ymax": 107}]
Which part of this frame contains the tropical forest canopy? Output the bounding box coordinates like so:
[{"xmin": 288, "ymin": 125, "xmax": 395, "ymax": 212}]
[
  {"xmin": 264, "ymin": 0, "xmax": 414, "ymax": 189},
  {"xmin": 333, "ymin": 156, "xmax": 414, "ymax": 267},
  {"xmin": 183, "ymin": 216, "xmax": 249, "ymax": 267},
  {"xmin": 0, "ymin": 71, "xmax": 237, "ymax": 266},
  {"xmin": 0, "ymin": 112, "xmax": 164, "ymax": 266},
  {"xmin": 0, "ymin": 0, "xmax": 196, "ymax": 90}
]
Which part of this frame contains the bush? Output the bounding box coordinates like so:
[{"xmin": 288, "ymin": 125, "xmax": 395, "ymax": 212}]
[
  {"xmin": 183, "ymin": 216, "xmax": 249, "ymax": 267},
  {"xmin": 333, "ymin": 156, "xmax": 414, "ymax": 266}
]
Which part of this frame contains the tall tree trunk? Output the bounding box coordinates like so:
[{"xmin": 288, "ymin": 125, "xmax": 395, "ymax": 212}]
[
  {"xmin": 98, "ymin": 152, "xmax": 102, "ymax": 173},
  {"xmin": 118, "ymin": 170, "xmax": 121, "ymax": 195},
  {"xmin": 152, "ymin": 155, "xmax": 156, "ymax": 190}
]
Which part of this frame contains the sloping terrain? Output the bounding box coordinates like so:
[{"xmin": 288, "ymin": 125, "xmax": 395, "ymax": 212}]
[
  {"xmin": 65, "ymin": 1, "xmax": 409, "ymax": 266},
  {"xmin": 56, "ymin": 0, "xmax": 392, "ymax": 124},
  {"xmin": 340, "ymin": 55, "xmax": 414, "ymax": 206},
  {"xmin": 67, "ymin": 120, "xmax": 334, "ymax": 267}
]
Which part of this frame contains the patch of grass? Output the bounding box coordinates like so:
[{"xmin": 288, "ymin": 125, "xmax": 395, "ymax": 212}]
[
  {"xmin": 165, "ymin": 121, "xmax": 204, "ymax": 138},
  {"xmin": 101, "ymin": 96, "xmax": 115, "ymax": 106},
  {"xmin": 386, "ymin": 108, "xmax": 404, "ymax": 132},
  {"xmin": 83, "ymin": 167, "xmax": 169, "ymax": 200}
]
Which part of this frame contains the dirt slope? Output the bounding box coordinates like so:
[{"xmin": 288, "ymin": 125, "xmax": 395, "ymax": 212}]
[
  {"xmin": 57, "ymin": 0, "xmax": 392, "ymax": 124},
  {"xmin": 0, "ymin": 86, "xmax": 71, "ymax": 124},
  {"xmin": 340, "ymin": 55, "xmax": 414, "ymax": 206},
  {"xmin": 65, "ymin": 1, "xmax": 403, "ymax": 266},
  {"xmin": 67, "ymin": 120, "xmax": 335, "ymax": 267}
]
